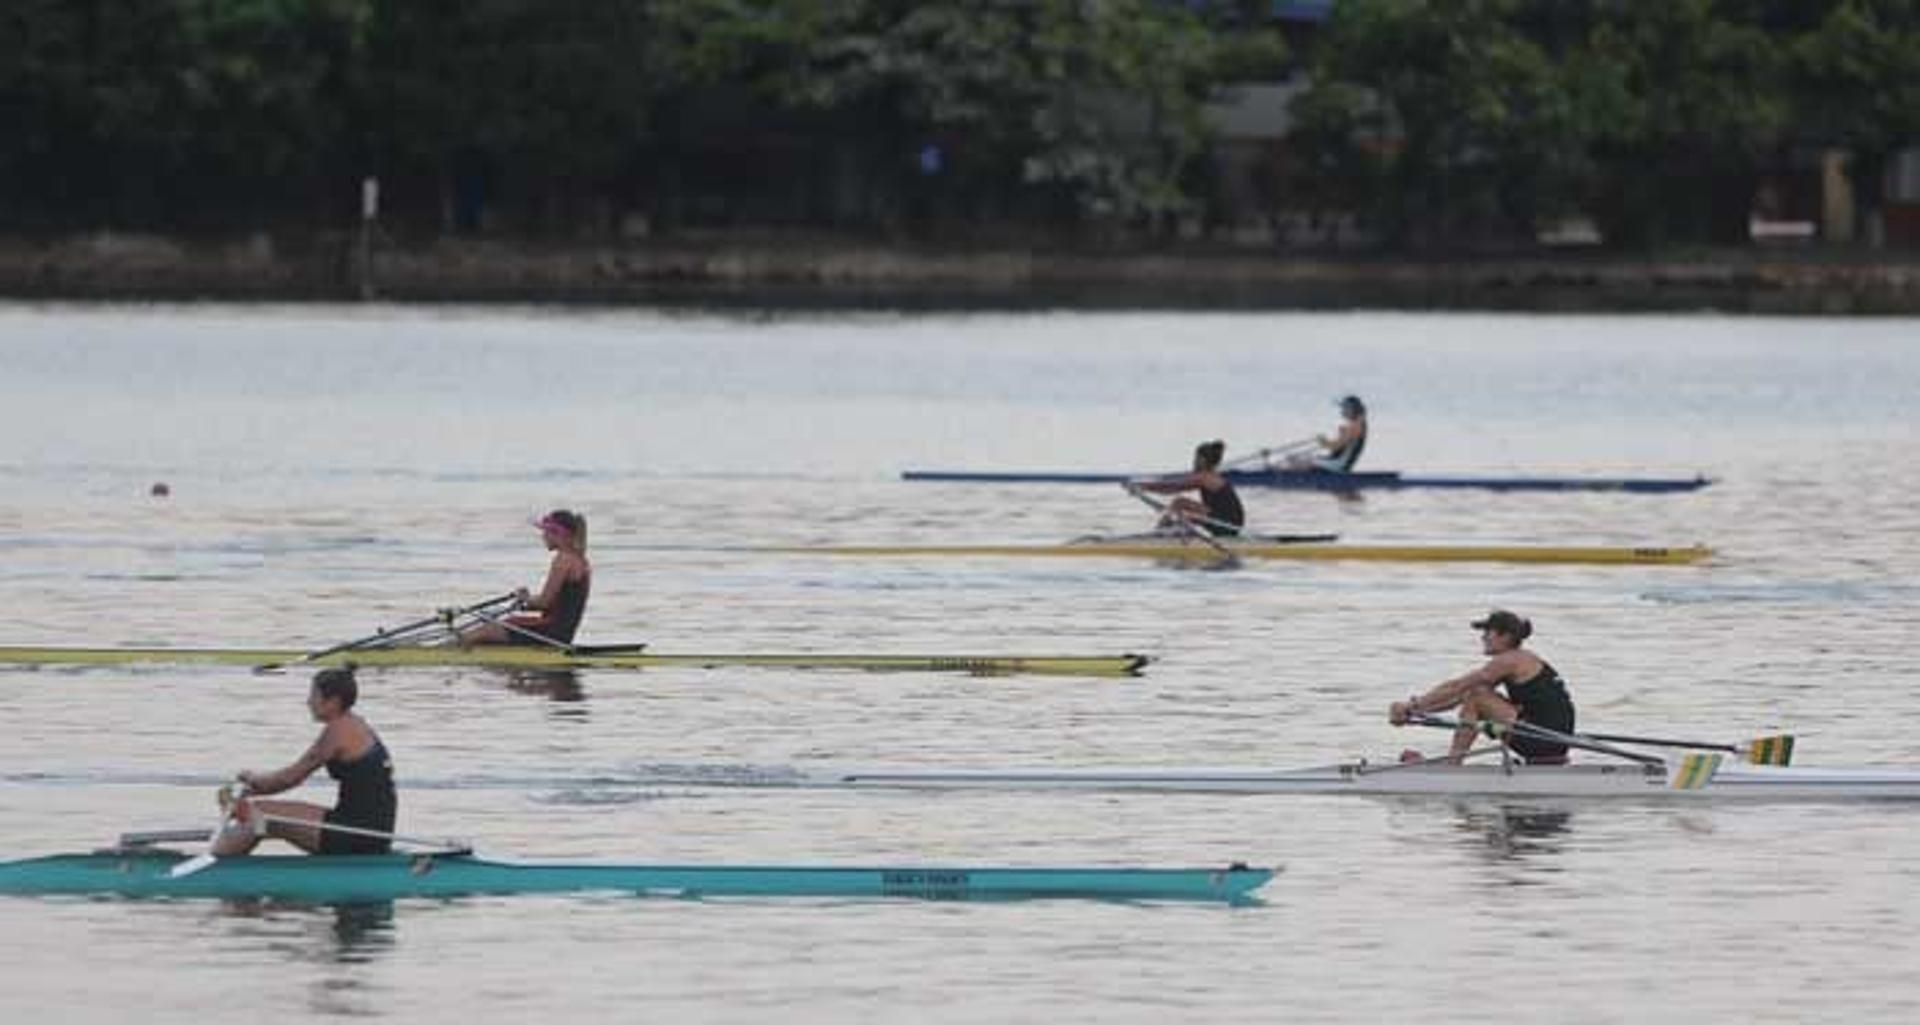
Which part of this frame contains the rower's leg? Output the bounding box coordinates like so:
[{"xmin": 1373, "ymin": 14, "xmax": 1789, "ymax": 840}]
[
  {"xmin": 1450, "ymin": 689, "xmax": 1519, "ymax": 762},
  {"xmin": 460, "ymin": 621, "xmax": 508, "ymax": 646},
  {"xmin": 209, "ymin": 807, "xmax": 262, "ymax": 856},
  {"xmin": 250, "ymin": 799, "xmax": 328, "ymax": 853}
]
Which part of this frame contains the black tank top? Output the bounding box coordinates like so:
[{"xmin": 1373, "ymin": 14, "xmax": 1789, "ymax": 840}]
[
  {"xmin": 540, "ymin": 571, "xmax": 591, "ymax": 644},
  {"xmin": 327, "ymin": 735, "xmax": 396, "ymax": 831},
  {"xmin": 1327, "ymin": 423, "xmax": 1367, "ymax": 471},
  {"xmin": 1506, "ymin": 661, "xmax": 1574, "ymax": 731},
  {"xmin": 1201, "ymin": 482, "xmax": 1245, "ymax": 536}
]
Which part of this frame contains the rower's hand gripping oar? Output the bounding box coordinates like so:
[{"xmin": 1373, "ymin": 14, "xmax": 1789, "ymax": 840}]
[
  {"xmin": 252, "ymin": 592, "xmax": 524, "ymax": 673},
  {"xmin": 1121, "ymin": 483, "xmax": 1238, "ymax": 564}
]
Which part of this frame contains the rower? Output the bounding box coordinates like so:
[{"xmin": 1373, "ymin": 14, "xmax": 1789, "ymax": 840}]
[
  {"xmin": 1129, "ymin": 440, "xmax": 1244, "ymax": 537},
  {"xmin": 461, "ymin": 509, "xmax": 592, "ymax": 647},
  {"xmin": 212, "ymin": 666, "xmax": 396, "ymax": 856},
  {"xmin": 1286, "ymin": 395, "xmax": 1367, "ymax": 472},
  {"xmin": 1388, "ymin": 610, "xmax": 1576, "ymax": 764}
]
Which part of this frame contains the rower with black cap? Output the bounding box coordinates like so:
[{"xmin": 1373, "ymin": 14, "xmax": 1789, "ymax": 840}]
[
  {"xmin": 1388, "ymin": 610, "xmax": 1576, "ymax": 764},
  {"xmin": 1285, "ymin": 395, "xmax": 1368, "ymax": 472}
]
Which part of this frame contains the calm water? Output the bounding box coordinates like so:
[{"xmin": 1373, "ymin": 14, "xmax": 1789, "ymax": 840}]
[{"xmin": 2, "ymin": 303, "xmax": 1918, "ymax": 1023}]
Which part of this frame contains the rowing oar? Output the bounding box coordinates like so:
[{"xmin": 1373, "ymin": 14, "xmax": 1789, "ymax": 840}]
[
  {"xmin": 1408, "ymin": 714, "xmax": 1729, "ymax": 790},
  {"xmin": 1409, "ymin": 713, "xmax": 1664, "ymax": 766},
  {"xmin": 1223, "ymin": 436, "xmax": 1317, "ymax": 470},
  {"xmin": 253, "ymin": 592, "xmax": 523, "ymax": 673},
  {"xmin": 1121, "ymin": 483, "xmax": 1238, "ymax": 563},
  {"xmin": 1578, "ymin": 730, "xmax": 1793, "ymax": 767},
  {"xmin": 1410, "ymin": 714, "xmax": 1793, "ymax": 768}
]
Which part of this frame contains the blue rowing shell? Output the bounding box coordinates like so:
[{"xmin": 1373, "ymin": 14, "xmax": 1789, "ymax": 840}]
[{"xmin": 902, "ymin": 468, "xmax": 1712, "ymax": 493}]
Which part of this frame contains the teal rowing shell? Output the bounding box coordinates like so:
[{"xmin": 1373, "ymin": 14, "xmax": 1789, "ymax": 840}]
[{"xmin": 0, "ymin": 852, "xmax": 1271, "ymax": 904}]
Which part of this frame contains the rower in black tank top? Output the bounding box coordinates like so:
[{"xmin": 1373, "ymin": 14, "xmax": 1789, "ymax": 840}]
[
  {"xmin": 511, "ymin": 571, "xmax": 590, "ymax": 645},
  {"xmin": 1505, "ymin": 662, "xmax": 1575, "ymax": 763},
  {"xmin": 1201, "ymin": 483, "xmax": 1245, "ymax": 537},
  {"xmin": 542, "ymin": 572, "xmax": 590, "ymax": 643},
  {"xmin": 1323, "ymin": 427, "xmax": 1366, "ymax": 472},
  {"xmin": 321, "ymin": 736, "xmax": 396, "ymax": 854}
]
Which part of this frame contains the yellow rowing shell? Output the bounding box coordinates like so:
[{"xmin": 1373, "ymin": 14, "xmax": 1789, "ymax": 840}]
[
  {"xmin": 767, "ymin": 542, "xmax": 1712, "ymax": 565},
  {"xmin": 0, "ymin": 645, "xmax": 1149, "ymax": 677}
]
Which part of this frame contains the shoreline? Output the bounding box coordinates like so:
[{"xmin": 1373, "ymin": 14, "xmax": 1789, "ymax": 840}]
[{"xmin": 4, "ymin": 232, "xmax": 1920, "ymax": 313}]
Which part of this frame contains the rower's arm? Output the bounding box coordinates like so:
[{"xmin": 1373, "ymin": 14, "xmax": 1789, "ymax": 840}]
[
  {"xmin": 1319, "ymin": 421, "xmax": 1358, "ymax": 452},
  {"xmin": 1401, "ymin": 658, "xmax": 1510, "ymax": 717},
  {"xmin": 240, "ymin": 731, "xmax": 335, "ymax": 795},
  {"xmin": 524, "ymin": 557, "xmax": 569, "ymax": 612},
  {"xmin": 1132, "ymin": 473, "xmax": 1198, "ymax": 495}
]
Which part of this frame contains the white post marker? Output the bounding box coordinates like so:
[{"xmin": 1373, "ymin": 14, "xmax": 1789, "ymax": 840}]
[{"xmin": 358, "ymin": 175, "xmax": 380, "ymax": 300}]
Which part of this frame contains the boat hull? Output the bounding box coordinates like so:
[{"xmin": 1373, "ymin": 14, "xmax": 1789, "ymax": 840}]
[
  {"xmin": 770, "ymin": 542, "xmax": 1712, "ymax": 565},
  {"xmin": 903, "ymin": 469, "xmax": 1714, "ymax": 493},
  {"xmin": 700, "ymin": 762, "xmax": 1920, "ymax": 800},
  {"xmin": 0, "ymin": 852, "xmax": 1270, "ymax": 903},
  {"xmin": 0, "ymin": 646, "xmax": 1148, "ymax": 678}
]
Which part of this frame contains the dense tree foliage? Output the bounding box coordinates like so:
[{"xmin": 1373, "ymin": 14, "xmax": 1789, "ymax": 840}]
[
  {"xmin": 0, "ymin": 0, "xmax": 1274, "ymax": 237},
  {"xmin": 1291, "ymin": 0, "xmax": 1920, "ymax": 247},
  {"xmin": 0, "ymin": 0, "xmax": 1913, "ymax": 247}
]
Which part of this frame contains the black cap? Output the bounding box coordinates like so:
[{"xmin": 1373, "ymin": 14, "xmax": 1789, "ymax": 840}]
[
  {"xmin": 1339, "ymin": 395, "xmax": 1366, "ymax": 416},
  {"xmin": 1470, "ymin": 610, "xmax": 1531, "ymax": 640}
]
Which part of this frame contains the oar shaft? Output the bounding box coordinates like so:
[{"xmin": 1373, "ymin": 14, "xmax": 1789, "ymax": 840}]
[
  {"xmin": 257, "ymin": 813, "xmax": 470, "ymax": 854},
  {"xmin": 340, "ymin": 592, "xmax": 522, "ymax": 654},
  {"xmin": 257, "ymin": 593, "xmax": 523, "ymax": 671},
  {"xmin": 1580, "ymin": 731, "xmax": 1736, "ymax": 754},
  {"xmin": 461, "ymin": 604, "xmax": 572, "ymax": 651},
  {"xmin": 1409, "ymin": 714, "xmax": 1664, "ymax": 767}
]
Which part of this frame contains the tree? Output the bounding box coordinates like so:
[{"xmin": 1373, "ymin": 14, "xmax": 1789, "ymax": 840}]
[
  {"xmin": 1789, "ymin": 0, "xmax": 1920, "ymax": 244},
  {"xmin": 1566, "ymin": 0, "xmax": 1790, "ymax": 246},
  {"xmin": 1288, "ymin": 0, "xmax": 1582, "ymax": 248}
]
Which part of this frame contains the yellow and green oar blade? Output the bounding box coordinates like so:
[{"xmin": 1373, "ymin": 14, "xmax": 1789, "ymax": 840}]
[
  {"xmin": 1742, "ymin": 735, "xmax": 1795, "ymax": 767},
  {"xmin": 1670, "ymin": 753, "xmax": 1726, "ymax": 790}
]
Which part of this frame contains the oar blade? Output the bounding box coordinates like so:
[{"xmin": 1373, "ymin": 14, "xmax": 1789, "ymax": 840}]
[
  {"xmin": 1670, "ymin": 752, "xmax": 1725, "ymax": 790},
  {"xmin": 1743, "ymin": 735, "xmax": 1794, "ymax": 767},
  {"xmin": 167, "ymin": 852, "xmax": 219, "ymax": 878}
]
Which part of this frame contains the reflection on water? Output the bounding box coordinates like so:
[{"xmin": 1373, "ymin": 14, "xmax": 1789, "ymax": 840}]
[
  {"xmin": 326, "ymin": 902, "xmax": 398, "ymax": 962},
  {"xmin": 503, "ymin": 669, "xmax": 587, "ymax": 710},
  {"xmin": 205, "ymin": 898, "xmax": 398, "ymax": 964},
  {"xmin": 1447, "ymin": 801, "xmax": 1575, "ymax": 868}
]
